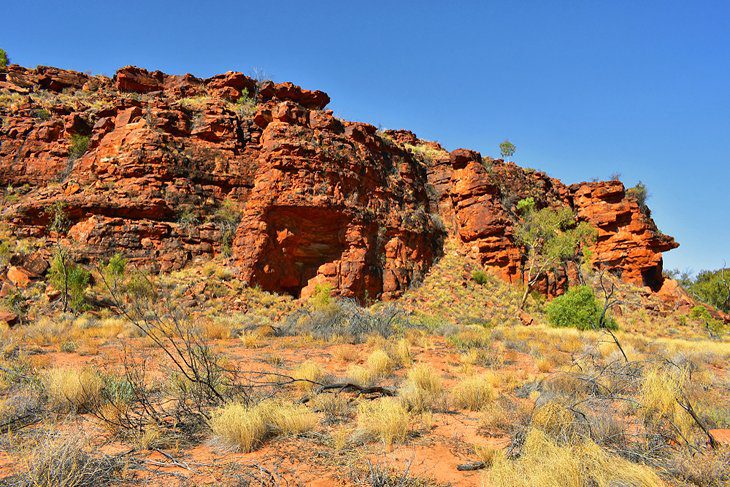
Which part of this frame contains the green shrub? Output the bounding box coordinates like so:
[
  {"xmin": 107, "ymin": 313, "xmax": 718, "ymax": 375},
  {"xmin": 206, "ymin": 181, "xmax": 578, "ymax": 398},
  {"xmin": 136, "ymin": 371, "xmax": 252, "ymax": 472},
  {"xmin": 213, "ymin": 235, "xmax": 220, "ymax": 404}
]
[
  {"xmin": 626, "ymin": 182, "xmax": 648, "ymax": 211},
  {"xmin": 471, "ymin": 269, "xmax": 489, "ymax": 285},
  {"xmin": 516, "ymin": 197, "xmax": 535, "ymax": 214},
  {"xmin": 48, "ymin": 252, "xmax": 91, "ymax": 313},
  {"xmin": 234, "ymin": 88, "xmax": 257, "ymax": 117},
  {"xmin": 0, "ymin": 49, "xmax": 8, "ymax": 68},
  {"xmin": 68, "ymin": 134, "xmax": 90, "ymax": 160},
  {"xmin": 546, "ymin": 286, "xmax": 617, "ymax": 330},
  {"xmin": 685, "ymin": 269, "xmax": 729, "ymax": 313},
  {"xmin": 102, "ymin": 253, "xmax": 127, "ymax": 291},
  {"xmin": 212, "ymin": 198, "xmax": 242, "ymax": 257},
  {"xmin": 499, "ymin": 139, "xmax": 516, "ymax": 159}
]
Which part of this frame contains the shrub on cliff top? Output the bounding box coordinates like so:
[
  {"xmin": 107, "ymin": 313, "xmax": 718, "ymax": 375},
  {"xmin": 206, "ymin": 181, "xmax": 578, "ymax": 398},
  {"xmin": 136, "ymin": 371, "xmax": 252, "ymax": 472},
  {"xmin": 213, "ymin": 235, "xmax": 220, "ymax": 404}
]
[
  {"xmin": 546, "ymin": 285, "xmax": 617, "ymax": 331},
  {"xmin": 499, "ymin": 139, "xmax": 516, "ymax": 159},
  {"xmin": 0, "ymin": 49, "xmax": 9, "ymax": 68},
  {"xmin": 626, "ymin": 181, "xmax": 649, "ymax": 212}
]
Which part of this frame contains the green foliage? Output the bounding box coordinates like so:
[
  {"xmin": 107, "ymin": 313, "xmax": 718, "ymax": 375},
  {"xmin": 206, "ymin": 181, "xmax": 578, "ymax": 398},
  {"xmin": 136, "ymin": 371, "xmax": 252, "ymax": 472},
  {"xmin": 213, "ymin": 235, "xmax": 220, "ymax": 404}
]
[
  {"xmin": 234, "ymin": 88, "xmax": 257, "ymax": 117},
  {"xmin": 499, "ymin": 139, "xmax": 516, "ymax": 159},
  {"xmin": 48, "ymin": 201, "xmax": 69, "ymax": 234},
  {"xmin": 0, "ymin": 240, "xmax": 13, "ymax": 267},
  {"xmin": 68, "ymin": 134, "xmax": 90, "ymax": 161},
  {"xmin": 49, "ymin": 250, "xmax": 90, "ymax": 313},
  {"xmin": 3, "ymin": 287, "xmax": 28, "ymax": 325},
  {"xmin": 212, "ymin": 198, "xmax": 243, "ymax": 257},
  {"xmin": 688, "ymin": 305, "xmax": 727, "ymax": 337},
  {"xmin": 103, "ymin": 253, "xmax": 127, "ymax": 290},
  {"xmin": 177, "ymin": 206, "xmax": 199, "ymax": 229},
  {"xmin": 0, "ymin": 49, "xmax": 8, "ymax": 68},
  {"xmin": 516, "ymin": 197, "xmax": 535, "ymax": 214},
  {"xmin": 125, "ymin": 273, "xmax": 156, "ymax": 302},
  {"xmin": 471, "ymin": 269, "xmax": 489, "ymax": 286},
  {"xmin": 546, "ymin": 286, "xmax": 617, "ymax": 330},
  {"xmin": 310, "ymin": 283, "xmax": 334, "ymax": 310},
  {"xmin": 33, "ymin": 108, "xmax": 51, "ymax": 121},
  {"xmin": 684, "ymin": 268, "xmax": 729, "ymax": 313},
  {"xmin": 626, "ymin": 182, "xmax": 648, "ymax": 211},
  {"xmin": 516, "ymin": 206, "xmax": 596, "ymax": 271}
]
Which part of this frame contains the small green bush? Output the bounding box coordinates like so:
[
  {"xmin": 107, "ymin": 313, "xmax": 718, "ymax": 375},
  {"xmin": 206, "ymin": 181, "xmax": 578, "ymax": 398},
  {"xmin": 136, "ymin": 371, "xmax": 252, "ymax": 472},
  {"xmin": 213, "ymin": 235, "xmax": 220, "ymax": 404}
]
[
  {"xmin": 499, "ymin": 139, "xmax": 516, "ymax": 159},
  {"xmin": 234, "ymin": 88, "xmax": 257, "ymax": 117},
  {"xmin": 102, "ymin": 253, "xmax": 127, "ymax": 291},
  {"xmin": 68, "ymin": 134, "xmax": 90, "ymax": 161},
  {"xmin": 546, "ymin": 285, "xmax": 617, "ymax": 330},
  {"xmin": 0, "ymin": 49, "xmax": 8, "ymax": 68},
  {"xmin": 212, "ymin": 198, "xmax": 242, "ymax": 257},
  {"xmin": 48, "ymin": 252, "xmax": 91, "ymax": 313},
  {"xmin": 516, "ymin": 197, "xmax": 535, "ymax": 214},
  {"xmin": 626, "ymin": 182, "xmax": 648, "ymax": 211},
  {"xmin": 471, "ymin": 269, "xmax": 489, "ymax": 285}
]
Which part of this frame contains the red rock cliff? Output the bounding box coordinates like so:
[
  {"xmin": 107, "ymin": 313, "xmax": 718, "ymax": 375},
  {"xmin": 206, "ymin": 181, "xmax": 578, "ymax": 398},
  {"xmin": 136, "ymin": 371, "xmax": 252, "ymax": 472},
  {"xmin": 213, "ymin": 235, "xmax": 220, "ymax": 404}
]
[{"xmin": 0, "ymin": 64, "xmax": 676, "ymax": 299}]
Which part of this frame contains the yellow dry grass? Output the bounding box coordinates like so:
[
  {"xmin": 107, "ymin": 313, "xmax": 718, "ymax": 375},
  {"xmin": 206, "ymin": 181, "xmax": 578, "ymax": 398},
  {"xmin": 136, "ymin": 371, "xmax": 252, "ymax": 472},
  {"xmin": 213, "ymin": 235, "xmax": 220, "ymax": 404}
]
[
  {"xmin": 357, "ymin": 397, "xmax": 411, "ymax": 445},
  {"xmin": 399, "ymin": 363, "xmax": 444, "ymax": 412},
  {"xmin": 451, "ymin": 374, "xmax": 496, "ymax": 411},
  {"xmin": 44, "ymin": 367, "xmax": 103, "ymax": 412},
  {"xmin": 292, "ymin": 360, "xmax": 324, "ymax": 392},
  {"xmin": 209, "ymin": 403, "xmax": 268, "ymax": 453},
  {"xmin": 488, "ymin": 429, "xmax": 663, "ymax": 487}
]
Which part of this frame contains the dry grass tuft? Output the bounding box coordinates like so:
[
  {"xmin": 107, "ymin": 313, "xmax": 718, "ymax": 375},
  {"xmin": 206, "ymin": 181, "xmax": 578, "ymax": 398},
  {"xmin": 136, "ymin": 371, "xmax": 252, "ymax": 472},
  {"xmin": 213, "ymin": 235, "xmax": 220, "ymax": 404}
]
[
  {"xmin": 367, "ymin": 349, "xmax": 395, "ymax": 379},
  {"xmin": 209, "ymin": 403, "xmax": 267, "ymax": 453},
  {"xmin": 640, "ymin": 366, "xmax": 694, "ymax": 439},
  {"xmin": 44, "ymin": 367, "xmax": 103, "ymax": 413},
  {"xmin": 311, "ymin": 393, "xmax": 350, "ymax": 421},
  {"xmin": 399, "ymin": 363, "xmax": 445, "ymax": 412},
  {"xmin": 292, "ymin": 360, "xmax": 325, "ymax": 392},
  {"xmin": 451, "ymin": 374, "xmax": 496, "ymax": 411},
  {"xmin": 357, "ymin": 397, "xmax": 411, "ymax": 445},
  {"xmin": 209, "ymin": 400, "xmax": 317, "ymax": 452},
  {"xmin": 14, "ymin": 429, "xmax": 127, "ymax": 487},
  {"xmin": 531, "ymin": 400, "xmax": 578, "ymax": 441},
  {"xmin": 259, "ymin": 400, "xmax": 318, "ymax": 435},
  {"xmin": 488, "ymin": 428, "xmax": 663, "ymax": 487}
]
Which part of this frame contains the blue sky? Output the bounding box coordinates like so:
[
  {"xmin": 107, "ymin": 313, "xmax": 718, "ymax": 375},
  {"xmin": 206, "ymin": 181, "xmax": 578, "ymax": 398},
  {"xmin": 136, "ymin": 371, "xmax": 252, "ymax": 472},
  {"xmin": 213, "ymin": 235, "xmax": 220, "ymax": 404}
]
[{"xmin": 3, "ymin": 1, "xmax": 728, "ymax": 272}]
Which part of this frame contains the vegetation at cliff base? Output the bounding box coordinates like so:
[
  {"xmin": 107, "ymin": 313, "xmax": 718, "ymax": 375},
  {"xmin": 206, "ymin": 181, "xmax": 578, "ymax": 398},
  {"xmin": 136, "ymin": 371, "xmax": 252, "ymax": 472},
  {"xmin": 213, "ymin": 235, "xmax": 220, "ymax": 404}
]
[{"xmin": 546, "ymin": 285, "xmax": 617, "ymax": 330}]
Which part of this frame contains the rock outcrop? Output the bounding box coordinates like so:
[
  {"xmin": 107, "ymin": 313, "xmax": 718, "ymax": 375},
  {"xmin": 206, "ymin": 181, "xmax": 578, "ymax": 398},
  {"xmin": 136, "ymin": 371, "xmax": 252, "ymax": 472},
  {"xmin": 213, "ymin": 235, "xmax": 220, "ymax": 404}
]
[{"xmin": 0, "ymin": 63, "xmax": 677, "ymax": 300}]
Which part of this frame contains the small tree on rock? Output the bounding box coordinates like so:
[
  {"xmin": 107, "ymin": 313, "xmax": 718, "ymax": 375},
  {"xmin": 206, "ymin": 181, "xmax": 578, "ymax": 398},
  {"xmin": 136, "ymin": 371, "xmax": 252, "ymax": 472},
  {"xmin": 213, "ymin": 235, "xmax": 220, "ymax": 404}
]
[
  {"xmin": 0, "ymin": 49, "xmax": 9, "ymax": 68},
  {"xmin": 499, "ymin": 139, "xmax": 516, "ymax": 160},
  {"xmin": 515, "ymin": 198, "xmax": 596, "ymax": 309}
]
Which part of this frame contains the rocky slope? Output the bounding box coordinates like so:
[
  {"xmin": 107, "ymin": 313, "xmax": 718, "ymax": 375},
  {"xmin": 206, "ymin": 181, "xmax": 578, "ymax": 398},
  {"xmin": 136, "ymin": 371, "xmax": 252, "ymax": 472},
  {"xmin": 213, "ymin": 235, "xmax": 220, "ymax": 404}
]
[{"xmin": 0, "ymin": 64, "xmax": 677, "ymax": 301}]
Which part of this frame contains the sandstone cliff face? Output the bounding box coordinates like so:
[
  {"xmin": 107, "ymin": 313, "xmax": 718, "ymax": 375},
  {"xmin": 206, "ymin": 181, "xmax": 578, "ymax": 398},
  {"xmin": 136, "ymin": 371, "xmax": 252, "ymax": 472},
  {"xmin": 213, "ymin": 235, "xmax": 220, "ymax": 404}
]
[{"xmin": 0, "ymin": 63, "xmax": 676, "ymax": 300}]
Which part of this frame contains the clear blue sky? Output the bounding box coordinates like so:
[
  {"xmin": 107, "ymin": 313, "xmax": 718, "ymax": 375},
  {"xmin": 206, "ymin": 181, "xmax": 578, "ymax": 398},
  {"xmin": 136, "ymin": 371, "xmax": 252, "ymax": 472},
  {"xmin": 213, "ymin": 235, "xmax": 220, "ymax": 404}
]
[{"xmin": 3, "ymin": 1, "xmax": 728, "ymax": 272}]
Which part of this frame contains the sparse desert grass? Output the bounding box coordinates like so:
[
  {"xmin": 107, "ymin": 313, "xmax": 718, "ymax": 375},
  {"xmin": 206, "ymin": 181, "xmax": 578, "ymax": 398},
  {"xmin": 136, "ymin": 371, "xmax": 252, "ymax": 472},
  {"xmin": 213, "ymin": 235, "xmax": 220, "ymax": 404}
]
[
  {"xmin": 209, "ymin": 399, "xmax": 317, "ymax": 452},
  {"xmin": 259, "ymin": 400, "xmax": 318, "ymax": 435},
  {"xmin": 488, "ymin": 428, "xmax": 663, "ymax": 487},
  {"xmin": 478, "ymin": 400, "xmax": 512, "ymax": 432},
  {"xmin": 200, "ymin": 319, "xmax": 232, "ymax": 340},
  {"xmin": 346, "ymin": 365, "xmax": 375, "ymax": 387},
  {"xmin": 451, "ymin": 374, "xmax": 496, "ymax": 411},
  {"xmin": 399, "ymin": 363, "xmax": 445, "ymax": 412},
  {"xmin": 12, "ymin": 429, "xmax": 127, "ymax": 487},
  {"xmin": 311, "ymin": 393, "xmax": 350, "ymax": 422},
  {"xmin": 239, "ymin": 330, "xmax": 263, "ymax": 348},
  {"xmin": 531, "ymin": 400, "xmax": 579, "ymax": 441},
  {"xmin": 357, "ymin": 397, "xmax": 411, "ymax": 445},
  {"xmin": 346, "ymin": 348, "xmax": 398, "ymax": 386},
  {"xmin": 292, "ymin": 360, "xmax": 325, "ymax": 391},
  {"xmin": 44, "ymin": 367, "xmax": 103, "ymax": 413},
  {"xmin": 640, "ymin": 365, "xmax": 694, "ymax": 439},
  {"xmin": 367, "ymin": 349, "xmax": 395, "ymax": 378},
  {"xmin": 209, "ymin": 402, "xmax": 269, "ymax": 452}
]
